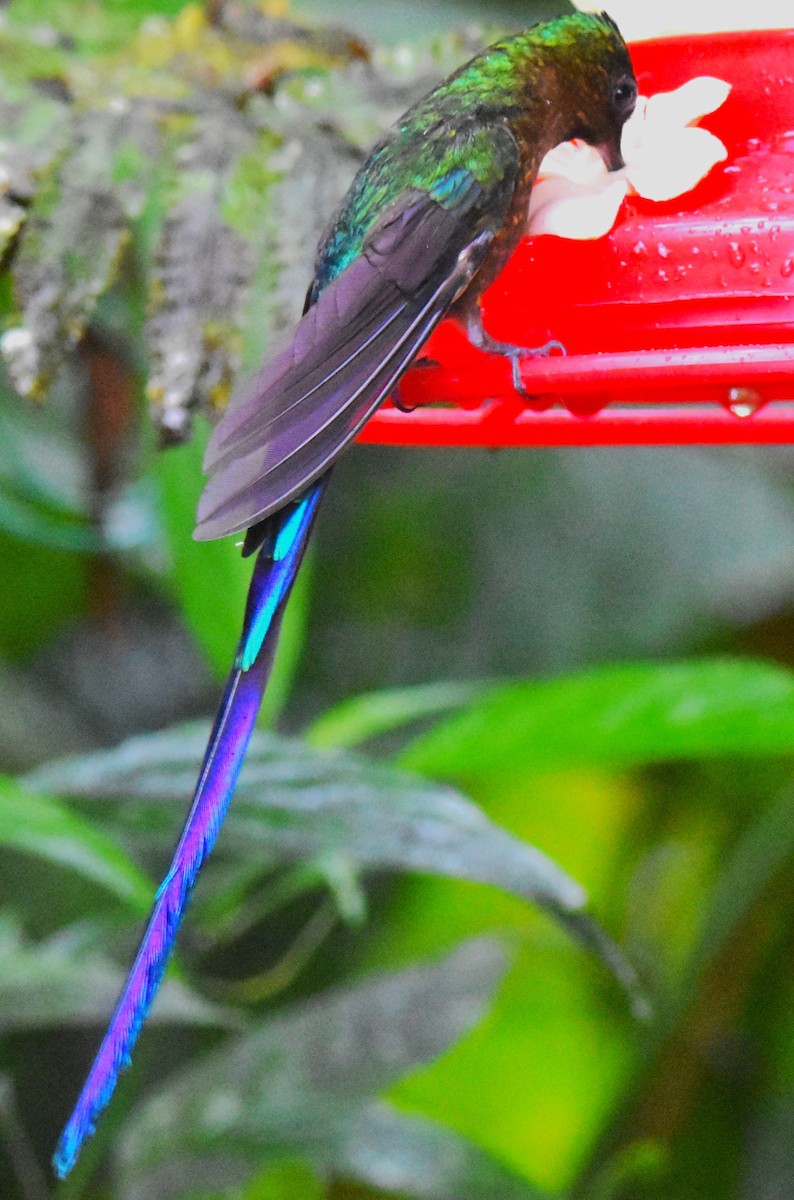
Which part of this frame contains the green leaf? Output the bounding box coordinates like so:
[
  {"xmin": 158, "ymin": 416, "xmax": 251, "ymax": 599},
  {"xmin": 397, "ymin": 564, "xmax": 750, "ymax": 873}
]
[
  {"xmin": 144, "ymin": 110, "xmax": 258, "ymax": 441},
  {"xmin": 0, "ymin": 0, "xmax": 482, "ymax": 443},
  {"xmin": 0, "ymin": 390, "xmax": 87, "ymax": 516},
  {"xmin": 0, "ymin": 535, "xmax": 88, "ymax": 667},
  {"xmin": 152, "ymin": 424, "xmax": 252, "ymax": 679},
  {"xmin": 0, "ymin": 913, "xmax": 229, "ymax": 1030},
  {"xmin": 4, "ymin": 106, "xmax": 151, "ymax": 397},
  {"xmin": 338, "ymin": 1101, "xmax": 552, "ymax": 1200},
  {"xmin": 25, "ymin": 726, "xmax": 588, "ymax": 918},
  {"xmin": 238, "ymin": 1160, "xmax": 323, "ymax": 1200},
  {"xmin": 24, "ymin": 724, "xmax": 645, "ymax": 1009},
  {"xmin": 0, "ymin": 774, "xmax": 150, "ymax": 911},
  {"xmin": 401, "ymin": 659, "xmax": 794, "ymax": 780},
  {"xmin": 5, "ymin": 0, "xmax": 189, "ymax": 57},
  {"xmin": 152, "ymin": 423, "xmax": 311, "ymax": 708},
  {"xmin": 306, "ymin": 680, "xmax": 489, "ymax": 750},
  {"xmin": 582, "ymin": 1139, "xmax": 668, "ymax": 1200},
  {"xmin": 0, "ymin": 68, "xmax": 70, "ymax": 201},
  {"xmin": 117, "ymin": 939, "xmax": 507, "ymax": 1199},
  {"xmin": 0, "ymin": 481, "xmax": 99, "ymax": 552},
  {"xmin": 0, "ymin": 394, "xmax": 98, "ymax": 563}
]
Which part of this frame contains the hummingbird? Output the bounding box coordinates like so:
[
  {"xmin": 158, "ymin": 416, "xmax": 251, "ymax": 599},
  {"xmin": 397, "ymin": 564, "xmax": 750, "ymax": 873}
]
[{"xmin": 54, "ymin": 10, "xmax": 636, "ymax": 1178}]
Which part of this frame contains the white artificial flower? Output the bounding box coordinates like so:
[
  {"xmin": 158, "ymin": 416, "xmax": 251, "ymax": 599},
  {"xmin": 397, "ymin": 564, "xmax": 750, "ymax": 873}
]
[{"xmin": 527, "ymin": 76, "xmax": 731, "ymax": 240}]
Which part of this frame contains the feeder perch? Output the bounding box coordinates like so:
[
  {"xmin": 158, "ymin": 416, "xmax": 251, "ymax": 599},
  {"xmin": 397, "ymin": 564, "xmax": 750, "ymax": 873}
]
[{"xmin": 358, "ymin": 29, "xmax": 794, "ymax": 449}]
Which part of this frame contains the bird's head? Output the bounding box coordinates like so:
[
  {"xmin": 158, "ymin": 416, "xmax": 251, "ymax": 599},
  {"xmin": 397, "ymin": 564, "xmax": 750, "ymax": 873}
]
[{"xmin": 532, "ymin": 11, "xmax": 638, "ymax": 172}]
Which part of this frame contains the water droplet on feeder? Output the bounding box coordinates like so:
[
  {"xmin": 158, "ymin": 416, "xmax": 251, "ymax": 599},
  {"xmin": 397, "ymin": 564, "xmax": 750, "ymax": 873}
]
[
  {"xmin": 726, "ymin": 387, "xmax": 763, "ymax": 419},
  {"xmin": 727, "ymin": 242, "xmax": 746, "ymax": 268}
]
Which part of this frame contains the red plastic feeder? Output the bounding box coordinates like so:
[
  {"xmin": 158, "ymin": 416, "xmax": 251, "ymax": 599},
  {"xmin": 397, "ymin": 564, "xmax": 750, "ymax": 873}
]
[{"xmin": 358, "ymin": 28, "xmax": 794, "ymax": 448}]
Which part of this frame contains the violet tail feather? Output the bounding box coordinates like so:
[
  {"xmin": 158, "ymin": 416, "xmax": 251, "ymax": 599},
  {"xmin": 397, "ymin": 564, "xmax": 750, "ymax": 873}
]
[{"xmin": 53, "ymin": 480, "xmax": 324, "ymax": 1180}]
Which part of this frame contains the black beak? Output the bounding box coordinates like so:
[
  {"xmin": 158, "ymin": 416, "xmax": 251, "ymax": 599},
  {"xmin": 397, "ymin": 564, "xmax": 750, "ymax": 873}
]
[{"xmin": 598, "ymin": 141, "xmax": 624, "ymax": 172}]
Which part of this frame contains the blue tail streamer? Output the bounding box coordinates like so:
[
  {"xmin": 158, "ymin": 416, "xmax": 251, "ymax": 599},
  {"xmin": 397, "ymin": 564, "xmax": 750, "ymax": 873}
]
[{"xmin": 53, "ymin": 480, "xmax": 324, "ymax": 1179}]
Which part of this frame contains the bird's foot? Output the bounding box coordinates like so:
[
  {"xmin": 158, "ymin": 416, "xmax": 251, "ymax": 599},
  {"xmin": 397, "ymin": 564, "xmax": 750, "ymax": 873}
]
[
  {"xmin": 465, "ymin": 313, "xmax": 566, "ymax": 398},
  {"xmin": 492, "ymin": 338, "xmax": 566, "ymax": 398}
]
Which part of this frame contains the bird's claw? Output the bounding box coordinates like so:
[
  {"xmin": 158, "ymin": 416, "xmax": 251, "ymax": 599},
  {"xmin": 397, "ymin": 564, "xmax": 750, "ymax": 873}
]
[
  {"xmin": 508, "ymin": 340, "xmax": 566, "ymax": 398},
  {"xmin": 464, "ymin": 308, "xmax": 566, "ymax": 397},
  {"xmin": 532, "ymin": 339, "xmax": 567, "ymax": 358}
]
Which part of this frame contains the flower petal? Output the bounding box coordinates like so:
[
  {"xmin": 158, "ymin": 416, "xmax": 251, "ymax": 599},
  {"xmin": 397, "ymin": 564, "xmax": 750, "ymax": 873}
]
[
  {"xmin": 627, "ymin": 124, "xmax": 728, "ymax": 201},
  {"xmin": 620, "ymin": 96, "xmax": 650, "ymax": 163},
  {"xmin": 528, "ymin": 173, "xmax": 629, "ymax": 239},
  {"xmin": 527, "ymin": 71, "xmax": 731, "ymax": 241},
  {"xmin": 643, "ymin": 77, "xmax": 732, "ymax": 132},
  {"xmin": 537, "ymin": 139, "xmax": 608, "ymax": 187}
]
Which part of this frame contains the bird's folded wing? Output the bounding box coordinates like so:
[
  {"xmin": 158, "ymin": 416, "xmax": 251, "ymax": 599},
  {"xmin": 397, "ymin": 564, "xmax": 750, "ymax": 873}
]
[{"xmin": 194, "ymin": 131, "xmax": 518, "ymax": 541}]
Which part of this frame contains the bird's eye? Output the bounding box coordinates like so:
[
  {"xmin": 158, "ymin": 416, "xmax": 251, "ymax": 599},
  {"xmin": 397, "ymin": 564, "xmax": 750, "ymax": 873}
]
[{"xmin": 612, "ymin": 76, "xmax": 637, "ymax": 117}]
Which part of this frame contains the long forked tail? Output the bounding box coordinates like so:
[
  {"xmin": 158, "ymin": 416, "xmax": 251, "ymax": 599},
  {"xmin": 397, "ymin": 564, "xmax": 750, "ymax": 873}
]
[{"xmin": 53, "ymin": 479, "xmax": 325, "ymax": 1179}]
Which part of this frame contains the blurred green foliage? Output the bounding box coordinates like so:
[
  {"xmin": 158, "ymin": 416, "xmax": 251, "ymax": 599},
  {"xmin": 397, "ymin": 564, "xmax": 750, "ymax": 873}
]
[{"xmin": 0, "ymin": 2, "xmax": 793, "ymax": 1199}]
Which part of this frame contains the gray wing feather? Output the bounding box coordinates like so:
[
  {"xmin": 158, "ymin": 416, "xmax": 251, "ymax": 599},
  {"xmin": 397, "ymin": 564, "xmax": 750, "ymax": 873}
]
[{"xmin": 195, "ymin": 130, "xmax": 519, "ymax": 541}]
